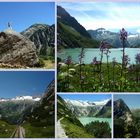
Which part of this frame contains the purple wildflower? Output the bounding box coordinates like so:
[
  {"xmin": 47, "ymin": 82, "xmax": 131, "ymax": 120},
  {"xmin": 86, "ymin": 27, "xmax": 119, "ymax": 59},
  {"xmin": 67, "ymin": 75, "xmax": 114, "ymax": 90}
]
[
  {"xmin": 65, "ymin": 56, "xmax": 72, "ymax": 65},
  {"xmin": 99, "ymin": 41, "xmax": 110, "ymax": 53},
  {"xmin": 120, "ymin": 28, "xmax": 127, "ymax": 40},
  {"xmin": 135, "ymin": 53, "xmax": 140, "ymax": 64}
]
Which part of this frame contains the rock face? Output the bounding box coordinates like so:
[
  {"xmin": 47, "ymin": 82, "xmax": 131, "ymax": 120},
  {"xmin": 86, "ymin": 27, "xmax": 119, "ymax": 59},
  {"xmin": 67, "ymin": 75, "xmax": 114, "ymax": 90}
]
[
  {"xmin": 114, "ymin": 99, "xmax": 132, "ymax": 120},
  {"xmin": 0, "ymin": 28, "xmax": 38, "ymax": 67},
  {"xmin": 21, "ymin": 24, "xmax": 55, "ymax": 57},
  {"xmin": 95, "ymin": 100, "xmax": 111, "ymax": 118}
]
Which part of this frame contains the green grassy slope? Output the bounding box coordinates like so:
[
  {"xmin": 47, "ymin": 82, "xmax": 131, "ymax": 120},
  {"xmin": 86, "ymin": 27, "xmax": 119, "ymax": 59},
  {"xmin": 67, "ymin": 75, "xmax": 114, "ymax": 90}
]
[
  {"xmin": 57, "ymin": 95, "xmax": 93, "ymax": 138},
  {"xmin": 57, "ymin": 22, "xmax": 100, "ymax": 50},
  {"xmin": 0, "ymin": 120, "xmax": 16, "ymax": 138}
]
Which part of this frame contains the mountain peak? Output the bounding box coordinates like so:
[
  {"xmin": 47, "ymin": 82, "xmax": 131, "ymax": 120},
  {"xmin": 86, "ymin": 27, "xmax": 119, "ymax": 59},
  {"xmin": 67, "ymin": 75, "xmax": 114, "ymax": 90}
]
[
  {"xmin": 57, "ymin": 6, "xmax": 91, "ymax": 38},
  {"xmin": 97, "ymin": 28, "xmax": 106, "ymax": 31},
  {"xmin": 114, "ymin": 99, "xmax": 132, "ymax": 119}
]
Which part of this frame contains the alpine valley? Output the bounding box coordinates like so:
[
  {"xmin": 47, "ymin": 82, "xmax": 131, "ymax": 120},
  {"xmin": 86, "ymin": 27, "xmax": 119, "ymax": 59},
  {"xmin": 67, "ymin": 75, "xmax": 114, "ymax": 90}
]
[
  {"xmin": 0, "ymin": 80, "xmax": 55, "ymax": 138},
  {"xmin": 57, "ymin": 5, "xmax": 140, "ymax": 92},
  {"xmin": 57, "ymin": 95, "xmax": 111, "ymax": 138}
]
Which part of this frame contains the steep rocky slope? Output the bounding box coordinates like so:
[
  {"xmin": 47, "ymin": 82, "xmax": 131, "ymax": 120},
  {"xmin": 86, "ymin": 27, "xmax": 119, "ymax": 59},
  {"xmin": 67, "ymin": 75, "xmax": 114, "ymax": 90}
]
[
  {"xmin": 114, "ymin": 99, "xmax": 132, "ymax": 120},
  {"xmin": 95, "ymin": 100, "xmax": 111, "ymax": 118},
  {"xmin": 21, "ymin": 24, "xmax": 55, "ymax": 57},
  {"xmin": 22, "ymin": 80, "xmax": 55, "ymax": 138}
]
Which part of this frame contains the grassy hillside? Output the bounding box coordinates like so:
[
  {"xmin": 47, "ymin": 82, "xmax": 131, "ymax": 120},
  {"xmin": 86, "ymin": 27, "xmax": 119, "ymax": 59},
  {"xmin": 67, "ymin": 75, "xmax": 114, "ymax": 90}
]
[
  {"xmin": 0, "ymin": 120, "xmax": 16, "ymax": 138},
  {"xmin": 57, "ymin": 22, "xmax": 100, "ymax": 50},
  {"xmin": 57, "ymin": 95, "xmax": 93, "ymax": 138}
]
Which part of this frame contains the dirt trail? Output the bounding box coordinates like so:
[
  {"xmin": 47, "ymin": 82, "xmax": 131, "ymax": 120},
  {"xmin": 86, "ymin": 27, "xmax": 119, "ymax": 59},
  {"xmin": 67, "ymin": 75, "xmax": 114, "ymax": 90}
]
[
  {"xmin": 57, "ymin": 117, "xmax": 68, "ymax": 138},
  {"xmin": 11, "ymin": 125, "xmax": 25, "ymax": 138}
]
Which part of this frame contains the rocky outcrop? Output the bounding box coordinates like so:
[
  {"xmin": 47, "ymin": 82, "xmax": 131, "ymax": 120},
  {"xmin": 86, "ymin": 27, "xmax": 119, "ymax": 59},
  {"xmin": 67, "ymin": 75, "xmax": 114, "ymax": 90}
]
[
  {"xmin": 21, "ymin": 24, "xmax": 55, "ymax": 57},
  {"xmin": 114, "ymin": 99, "xmax": 132, "ymax": 120},
  {"xmin": 0, "ymin": 29, "xmax": 38, "ymax": 67}
]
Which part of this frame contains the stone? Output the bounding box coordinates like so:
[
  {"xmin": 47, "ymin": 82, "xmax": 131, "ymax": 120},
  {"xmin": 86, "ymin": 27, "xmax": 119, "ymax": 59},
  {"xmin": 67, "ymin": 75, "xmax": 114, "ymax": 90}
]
[{"xmin": 0, "ymin": 29, "xmax": 39, "ymax": 67}]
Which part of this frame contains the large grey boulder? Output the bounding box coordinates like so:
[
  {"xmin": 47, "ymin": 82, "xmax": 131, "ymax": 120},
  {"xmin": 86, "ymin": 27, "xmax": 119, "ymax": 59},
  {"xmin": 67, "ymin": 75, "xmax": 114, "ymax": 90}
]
[{"xmin": 0, "ymin": 28, "xmax": 39, "ymax": 67}]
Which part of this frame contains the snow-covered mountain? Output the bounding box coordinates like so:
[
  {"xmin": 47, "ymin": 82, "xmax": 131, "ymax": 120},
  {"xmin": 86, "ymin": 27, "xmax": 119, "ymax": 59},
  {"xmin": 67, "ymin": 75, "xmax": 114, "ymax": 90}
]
[
  {"xmin": 64, "ymin": 99, "xmax": 109, "ymax": 107},
  {"xmin": 128, "ymin": 33, "xmax": 140, "ymax": 47},
  {"xmin": 88, "ymin": 28, "xmax": 140, "ymax": 48},
  {"xmin": 64, "ymin": 98, "xmax": 111, "ymax": 117},
  {"xmin": 0, "ymin": 96, "xmax": 41, "ymax": 102},
  {"xmin": 88, "ymin": 28, "xmax": 121, "ymax": 48}
]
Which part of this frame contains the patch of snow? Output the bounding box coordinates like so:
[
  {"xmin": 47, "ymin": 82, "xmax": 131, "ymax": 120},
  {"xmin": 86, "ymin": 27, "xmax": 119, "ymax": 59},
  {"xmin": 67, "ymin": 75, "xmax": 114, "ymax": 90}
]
[
  {"xmin": 128, "ymin": 34, "xmax": 139, "ymax": 38},
  {"xmin": 0, "ymin": 96, "xmax": 41, "ymax": 102}
]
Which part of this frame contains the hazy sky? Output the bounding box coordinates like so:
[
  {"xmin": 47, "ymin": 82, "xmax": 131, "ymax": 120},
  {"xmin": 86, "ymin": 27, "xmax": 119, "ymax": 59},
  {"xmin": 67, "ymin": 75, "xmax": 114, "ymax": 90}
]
[
  {"xmin": 59, "ymin": 2, "xmax": 140, "ymax": 33},
  {"xmin": 58, "ymin": 94, "xmax": 111, "ymax": 102},
  {"xmin": 114, "ymin": 94, "xmax": 140, "ymax": 109},
  {"xmin": 0, "ymin": 71, "xmax": 54, "ymax": 98},
  {"xmin": 0, "ymin": 2, "xmax": 55, "ymax": 32}
]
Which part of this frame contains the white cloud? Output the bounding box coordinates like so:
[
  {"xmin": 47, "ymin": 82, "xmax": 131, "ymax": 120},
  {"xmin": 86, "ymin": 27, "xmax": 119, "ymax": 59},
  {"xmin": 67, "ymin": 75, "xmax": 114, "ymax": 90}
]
[
  {"xmin": 136, "ymin": 29, "xmax": 140, "ymax": 33},
  {"xmin": 59, "ymin": 2, "xmax": 140, "ymax": 30}
]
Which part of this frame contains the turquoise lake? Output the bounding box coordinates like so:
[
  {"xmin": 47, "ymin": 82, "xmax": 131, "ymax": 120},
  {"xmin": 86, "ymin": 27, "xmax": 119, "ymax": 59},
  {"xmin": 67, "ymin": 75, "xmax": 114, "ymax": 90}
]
[
  {"xmin": 58, "ymin": 48, "xmax": 140, "ymax": 64},
  {"xmin": 79, "ymin": 117, "xmax": 112, "ymax": 128}
]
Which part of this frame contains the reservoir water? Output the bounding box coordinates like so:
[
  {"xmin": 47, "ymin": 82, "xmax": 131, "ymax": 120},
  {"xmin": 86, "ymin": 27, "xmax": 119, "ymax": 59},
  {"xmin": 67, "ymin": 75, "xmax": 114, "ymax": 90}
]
[
  {"xmin": 79, "ymin": 117, "xmax": 111, "ymax": 128},
  {"xmin": 58, "ymin": 48, "xmax": 140, "ymax": 64}
]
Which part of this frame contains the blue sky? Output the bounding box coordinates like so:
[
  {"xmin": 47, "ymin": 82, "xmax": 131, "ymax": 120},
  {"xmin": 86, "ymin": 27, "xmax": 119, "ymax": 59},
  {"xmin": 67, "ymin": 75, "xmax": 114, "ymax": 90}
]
[
  {"xmin": 114, "ymin": 94, "xmax": 140, "ymax": 109},
  {"xmin": 58, "ymin": 94, "xmax": 111, "ymax": 102},
  {"xmin": 59, "ymin": 2, "xmax": 140, "ymax": 33},
  {"xmin": 0, "ymin": 71, "xmax": 54, "ymax": 98},
  {"xmin": 0, "ymin": 2, "xmax": 55, "ymax": 32}
]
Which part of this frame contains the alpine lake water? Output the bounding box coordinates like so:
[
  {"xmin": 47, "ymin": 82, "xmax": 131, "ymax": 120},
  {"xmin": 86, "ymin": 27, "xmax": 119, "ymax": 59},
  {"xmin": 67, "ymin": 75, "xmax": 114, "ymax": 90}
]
[
  {"xmin": 58, "ymin": 48, "xmax": 140, "ymax": 64},
  {"xmin": 78, "ymin": 117, "xmax": 112, "ymax": 128}
]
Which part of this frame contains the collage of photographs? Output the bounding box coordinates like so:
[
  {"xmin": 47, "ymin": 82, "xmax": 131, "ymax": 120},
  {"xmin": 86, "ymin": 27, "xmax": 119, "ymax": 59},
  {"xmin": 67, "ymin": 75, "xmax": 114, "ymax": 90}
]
[{"xmin": 0, "ymin": 1, "xmax": 140, "ymax": 139}]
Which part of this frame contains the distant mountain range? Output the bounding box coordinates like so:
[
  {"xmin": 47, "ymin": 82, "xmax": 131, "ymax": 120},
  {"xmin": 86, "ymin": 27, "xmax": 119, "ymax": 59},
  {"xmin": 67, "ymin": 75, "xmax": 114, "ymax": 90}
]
[
  {"xmin": 57, "ymin": 6, "xmax": 140, "ymax": 49},
  {"xmin": 0, "ymin": 95, "xmax": 41, "ymax": 102},
  {"xmin": 60, "ymin": 97, "xmax": 111, "ymax": 118},
  {"xmin": 88, "ymin": 28, "xmax": 140, "ymax": 48}
]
